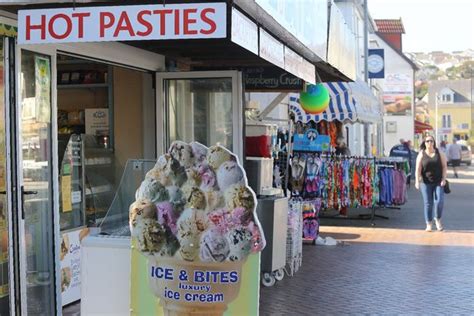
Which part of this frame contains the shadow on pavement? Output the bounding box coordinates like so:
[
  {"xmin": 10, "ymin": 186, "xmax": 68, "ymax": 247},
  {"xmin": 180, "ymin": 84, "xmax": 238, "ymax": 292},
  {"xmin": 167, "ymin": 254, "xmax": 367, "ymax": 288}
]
[
  {"xmin": 260, "ymin": 242, "xmax": 474, "ymax": 315},
  {"xmin": 318, "ymin": 232, "xmax": 361, "ymax": 240}
]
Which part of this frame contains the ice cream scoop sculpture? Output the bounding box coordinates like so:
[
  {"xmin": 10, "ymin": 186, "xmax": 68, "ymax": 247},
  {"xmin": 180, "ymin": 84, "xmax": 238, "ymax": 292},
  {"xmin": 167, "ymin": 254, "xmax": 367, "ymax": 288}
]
[{"xmin": 130, "ymin": 141, "xmax": 265, "ymax": 315}]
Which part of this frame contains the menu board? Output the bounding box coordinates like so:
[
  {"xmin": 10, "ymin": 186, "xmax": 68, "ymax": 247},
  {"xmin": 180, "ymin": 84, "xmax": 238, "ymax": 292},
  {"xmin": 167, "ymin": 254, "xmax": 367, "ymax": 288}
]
[{"xmin": 60, "ymin": 228, "xmax": 90, "ymax": 306}]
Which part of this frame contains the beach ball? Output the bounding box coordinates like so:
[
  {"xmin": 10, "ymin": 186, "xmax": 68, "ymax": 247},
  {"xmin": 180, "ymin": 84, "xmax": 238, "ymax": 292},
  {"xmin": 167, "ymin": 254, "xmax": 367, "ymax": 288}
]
[{"xmin": 299, "ymin": 83, "xmax": 330, "ymax": 114}]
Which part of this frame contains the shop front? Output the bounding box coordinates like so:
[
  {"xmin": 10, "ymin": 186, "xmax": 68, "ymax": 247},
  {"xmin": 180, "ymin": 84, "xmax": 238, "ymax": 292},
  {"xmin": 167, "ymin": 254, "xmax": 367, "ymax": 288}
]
[
  {"xmin": 289, "ymin": 80, "xmax": 381, "ymax": 156},
  {"xmin": 0, "ymin": 1, "xmax": 352, "ymax": 314}
]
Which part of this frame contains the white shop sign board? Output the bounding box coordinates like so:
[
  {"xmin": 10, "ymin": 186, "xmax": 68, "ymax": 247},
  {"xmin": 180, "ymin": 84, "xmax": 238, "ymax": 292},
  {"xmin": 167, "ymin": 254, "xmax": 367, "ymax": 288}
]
[
  {"xmin": 18, "ymin": 3, "xmax": 226, "ymax": 44},
  {"xmin": 231, "ymin": 8, "xmax": 258, "ymax": 55},
  {"xmin": 259, "ymin": 29, "xmax": 285, "ymax": 69}
]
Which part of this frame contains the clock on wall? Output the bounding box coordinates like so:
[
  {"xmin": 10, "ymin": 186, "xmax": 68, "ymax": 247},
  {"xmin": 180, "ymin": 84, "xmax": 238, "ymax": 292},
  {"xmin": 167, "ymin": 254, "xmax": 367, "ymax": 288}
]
[{"xmin": 368, "ymin": 54, "xmax": 384, "ymax": 74}]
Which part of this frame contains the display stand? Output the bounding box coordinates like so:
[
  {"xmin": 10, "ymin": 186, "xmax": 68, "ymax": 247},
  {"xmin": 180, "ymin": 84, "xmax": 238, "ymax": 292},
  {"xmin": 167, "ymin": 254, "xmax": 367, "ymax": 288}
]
[
  {"xmin": 287, "ymin": 123, "xmax": 330, "ymax": 245},
  {"xmin": 58, "ymin": 134, "xmax": 118, "ymax": 306},
  {"xmin": 317, "ymin": 156, "xmax": 408, "ymax": 226},
  {"xmin": 285, "ymin": 199, "xmax": 303, "ymax": 276},
  {"xmin": 81, "ymin": 159, "xmax": 155, "ymax": 315}
]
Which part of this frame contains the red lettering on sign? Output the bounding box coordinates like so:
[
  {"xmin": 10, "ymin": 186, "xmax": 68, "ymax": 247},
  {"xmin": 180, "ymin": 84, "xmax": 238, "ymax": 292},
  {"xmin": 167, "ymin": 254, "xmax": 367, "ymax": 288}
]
[
  {"xmin": 136, "ymin": 10, "xmax": 152, "ymax": 36},
  {"xmin": 26, "ymin": 14, "xmax": 46, "ymax": 40},
  {"xmin": 200, "ymin": 8, "xmax": 216, "ymax": 35},
  {"xmin": 99, "ymin": 12, "xmax": 115, "ymax": 37},
  {"xmin": 114, "ymin": 11, "xmax": 135, "ymax": 37},
  {"xmin": 153, "ymin": 9, "xmax": 173, "ymax": 36},
  {"xmin": 183, "ymin": 8, "xmax": 198, "ymax": 35},
  {"xmin": 174, "ymin": 9, "xmax": 180, "ymax": 35},
  {"xmin": 49, "ymin": 14, "xmax": 72, "ymax": 40},
  {"xmin": 72, "ymin": 12, "xmax": 90, "ymax": 39}
]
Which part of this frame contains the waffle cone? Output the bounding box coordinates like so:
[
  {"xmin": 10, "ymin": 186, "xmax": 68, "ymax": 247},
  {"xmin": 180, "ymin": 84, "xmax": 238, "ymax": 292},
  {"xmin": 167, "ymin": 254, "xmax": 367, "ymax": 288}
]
[{"xmin": 148, "ymin": 257, "xmax": 244, "ymax": 316}]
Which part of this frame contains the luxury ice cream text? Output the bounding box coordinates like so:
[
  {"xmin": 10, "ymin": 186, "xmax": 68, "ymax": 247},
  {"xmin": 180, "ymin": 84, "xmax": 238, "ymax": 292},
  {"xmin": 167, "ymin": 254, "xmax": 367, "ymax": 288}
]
[{"xmin": 151, "ymin": 266, "xmax": 238, "ymax": 303}]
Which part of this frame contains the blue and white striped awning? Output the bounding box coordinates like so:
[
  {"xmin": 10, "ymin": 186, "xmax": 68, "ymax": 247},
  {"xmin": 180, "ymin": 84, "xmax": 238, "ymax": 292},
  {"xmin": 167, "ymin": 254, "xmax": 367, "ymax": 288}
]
[{"xmin": 289, "ymin": 81, "xmax": 381, "ymax": 124}]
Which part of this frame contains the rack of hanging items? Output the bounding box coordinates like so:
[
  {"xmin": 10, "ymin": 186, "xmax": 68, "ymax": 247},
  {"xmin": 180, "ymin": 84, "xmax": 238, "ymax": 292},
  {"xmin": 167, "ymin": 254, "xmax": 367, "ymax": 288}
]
[
  {"xmin": 286, "ymin": 119, "xmax": 333, "ymax": 244},
  {"xmin": 288, "ymin": 152, "xmax": 410, "ymax": 225},
  {"xmin": 285, "ymin": 198, "xmax": 304, "ymax": 276},
  {"xmin": 375, "ymin": 157, "xmax": 410, "ymax": 208}
]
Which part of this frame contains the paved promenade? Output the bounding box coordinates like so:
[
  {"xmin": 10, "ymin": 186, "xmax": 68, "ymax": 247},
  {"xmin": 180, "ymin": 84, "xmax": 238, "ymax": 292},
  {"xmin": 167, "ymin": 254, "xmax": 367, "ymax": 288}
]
[{"xmin": 260, "ymin": 164, "xmax": 474, "ymax": 315}]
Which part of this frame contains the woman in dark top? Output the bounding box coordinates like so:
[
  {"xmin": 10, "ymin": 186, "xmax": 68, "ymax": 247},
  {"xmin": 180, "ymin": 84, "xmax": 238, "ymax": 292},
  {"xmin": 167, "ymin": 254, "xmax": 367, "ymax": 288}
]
[{"xmin": 415, "ymin": 135, "xmax": 448, "ymax": 231}]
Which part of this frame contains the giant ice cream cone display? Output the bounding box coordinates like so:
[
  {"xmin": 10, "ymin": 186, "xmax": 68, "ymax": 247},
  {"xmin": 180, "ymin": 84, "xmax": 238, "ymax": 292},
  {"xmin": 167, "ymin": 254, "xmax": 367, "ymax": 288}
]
[{"xmin": 130, "ymin": 141, "xmax": 266, "ymax": 315}]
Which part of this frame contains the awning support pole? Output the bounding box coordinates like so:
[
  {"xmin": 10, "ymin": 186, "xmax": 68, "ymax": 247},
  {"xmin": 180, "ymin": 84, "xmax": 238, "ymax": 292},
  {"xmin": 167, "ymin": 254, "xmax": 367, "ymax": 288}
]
[{"xmin": 256, "ymin": 93, "xmax": 288, "ymax": 121}]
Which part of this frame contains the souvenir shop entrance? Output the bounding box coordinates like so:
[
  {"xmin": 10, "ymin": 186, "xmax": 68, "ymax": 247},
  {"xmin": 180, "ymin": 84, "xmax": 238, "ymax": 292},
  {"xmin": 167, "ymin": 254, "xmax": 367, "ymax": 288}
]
[{"xmin": 286, "ymin": 83, "xmax": 409, "ymax": 245}]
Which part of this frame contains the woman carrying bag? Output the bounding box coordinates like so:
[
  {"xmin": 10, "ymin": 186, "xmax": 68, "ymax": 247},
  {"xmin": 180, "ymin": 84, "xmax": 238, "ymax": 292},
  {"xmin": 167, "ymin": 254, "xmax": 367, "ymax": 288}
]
[{"xmin": 415, "ymin": 135, "xmax": 448, "ymax": 232}]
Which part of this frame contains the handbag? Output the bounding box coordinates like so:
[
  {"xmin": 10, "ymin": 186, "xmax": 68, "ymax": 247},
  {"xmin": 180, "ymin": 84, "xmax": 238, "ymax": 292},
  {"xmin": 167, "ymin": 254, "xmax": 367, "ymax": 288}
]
[{"xmin": 443, "ymin": 180, "xmax": 451, "ymax": 194}]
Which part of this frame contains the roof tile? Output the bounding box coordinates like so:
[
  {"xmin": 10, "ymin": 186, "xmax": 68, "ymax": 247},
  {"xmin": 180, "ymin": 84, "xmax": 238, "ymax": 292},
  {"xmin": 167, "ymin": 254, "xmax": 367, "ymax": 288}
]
[{"xmin": 374, "ymin": 19, "xmax": 405, "ymax": 34}]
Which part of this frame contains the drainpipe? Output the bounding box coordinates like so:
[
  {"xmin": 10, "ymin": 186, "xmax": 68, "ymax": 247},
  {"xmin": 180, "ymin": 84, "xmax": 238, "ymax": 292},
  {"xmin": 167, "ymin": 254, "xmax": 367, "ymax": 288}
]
[
  {"xmin": 363, "ymin": 0, "xmax": 369, "ymax": 155},
  {"xmin": 364, "ymin": 0, "xmax": 368, "ymax": 83}
]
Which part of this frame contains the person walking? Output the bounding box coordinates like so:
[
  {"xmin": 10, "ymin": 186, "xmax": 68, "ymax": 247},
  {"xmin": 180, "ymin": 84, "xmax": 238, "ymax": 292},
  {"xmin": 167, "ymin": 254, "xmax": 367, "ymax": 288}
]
[
  {"xmin": 447, "ymin": 139, "xmax": 462, "ymax": 178},
  {"xmin": 335, "ymin": 136, "xmax": 351, "ymax": 156},
  {"xmin": 415, "ymin": 135, "xmax": 448, "ymax": 232},
  {"xmin": 439, "ymin": 140, "xmax": 448, "ymax": 154}
]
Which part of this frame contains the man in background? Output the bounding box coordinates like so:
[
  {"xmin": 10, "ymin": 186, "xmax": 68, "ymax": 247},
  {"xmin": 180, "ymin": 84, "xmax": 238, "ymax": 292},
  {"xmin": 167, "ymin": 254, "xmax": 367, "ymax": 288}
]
[{"xmin": 447, "ymin": 139, "xmax": 462, "ymax": 178}]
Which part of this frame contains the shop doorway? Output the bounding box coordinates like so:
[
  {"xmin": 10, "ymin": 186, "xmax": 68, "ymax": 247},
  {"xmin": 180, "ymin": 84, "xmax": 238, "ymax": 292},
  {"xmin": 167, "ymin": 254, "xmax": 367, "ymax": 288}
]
[
  {"xmin": 156, "ymin": 71, "xmax": 243, "ymax": 159},
  {"xmin": 5, "ymin": 39, "xmax": 162, "ymax": 314},
  {"xmin": 0, "ymin": 36, "xmax": 13, "ymax": 316},
  {"xmin": 3, "ymin": 38, "xmax": 61, "ymax": 316},
  {"xmin": 17, "ymin": 47, "xmax": 58, "ymax": 315},
  {"xmin": 55, "ymin": 53, "xmax": 155, "ymax": 309}
]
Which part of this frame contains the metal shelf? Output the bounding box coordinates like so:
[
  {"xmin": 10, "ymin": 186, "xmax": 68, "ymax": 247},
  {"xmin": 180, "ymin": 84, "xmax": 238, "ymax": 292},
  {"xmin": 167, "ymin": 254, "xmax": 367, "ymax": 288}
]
[
  {"xmin": 85, "ymin": 185, "xmax": 113, "ymax": 196},
  {"xmin": 85, "ymin": 163, "xmax": 112, "ymax": 167},
  {"xmin": 58, "ymin": 83, "xmax": 108, "ymax": 89}
]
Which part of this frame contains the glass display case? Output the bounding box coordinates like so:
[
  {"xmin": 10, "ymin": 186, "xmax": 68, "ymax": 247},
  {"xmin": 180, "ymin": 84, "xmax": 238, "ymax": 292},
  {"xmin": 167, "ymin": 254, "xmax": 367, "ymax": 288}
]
[
  {"xmin": 83, "ymin": 135, "xmax": 115, "ymax": 226},
  {"xmin": 58, "ymin": 134, "xmax": 116, "ymax": 231},
  {"xmin": 99, "ymin": 159, "xmax": 155, "ymax": 236},
  {"xmin": 58, "ymin": 134, "xmax": 84, "ymax": 231}
]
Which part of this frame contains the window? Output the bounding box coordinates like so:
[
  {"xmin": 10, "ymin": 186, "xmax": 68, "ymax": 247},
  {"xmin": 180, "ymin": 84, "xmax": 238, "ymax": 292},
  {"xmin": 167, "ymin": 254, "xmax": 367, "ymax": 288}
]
[
  {"xmin": 441, "ymin": 93, "xmax": 453, "ymax": 103},
  {"xmin": 166, "ymin": 78, "xmax": 233, "ymax": 149},
  {"xmin": 442, "ymin": 114, "xmax": 451, "ymax": 128}
]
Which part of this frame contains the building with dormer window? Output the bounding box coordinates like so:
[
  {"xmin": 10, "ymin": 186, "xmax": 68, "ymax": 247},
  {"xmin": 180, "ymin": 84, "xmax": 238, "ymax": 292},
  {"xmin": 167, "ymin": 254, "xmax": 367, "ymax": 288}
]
[{"xmin": 428, "ymin": 79, "xmax": 473, "ymax": 146}]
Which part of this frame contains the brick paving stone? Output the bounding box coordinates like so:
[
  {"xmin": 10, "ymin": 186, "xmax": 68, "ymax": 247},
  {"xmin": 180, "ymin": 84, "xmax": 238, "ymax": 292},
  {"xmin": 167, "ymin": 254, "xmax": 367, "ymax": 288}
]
[{"xmin": 260, "ymin": 165, "xmax": 474, "ymax": 316}]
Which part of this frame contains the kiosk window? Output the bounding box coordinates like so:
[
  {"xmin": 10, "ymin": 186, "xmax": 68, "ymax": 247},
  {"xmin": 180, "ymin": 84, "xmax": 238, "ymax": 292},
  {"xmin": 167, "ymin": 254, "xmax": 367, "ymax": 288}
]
[{"xmin": 57, "ymin": 55, "xmax": 155, "ymax": 230}]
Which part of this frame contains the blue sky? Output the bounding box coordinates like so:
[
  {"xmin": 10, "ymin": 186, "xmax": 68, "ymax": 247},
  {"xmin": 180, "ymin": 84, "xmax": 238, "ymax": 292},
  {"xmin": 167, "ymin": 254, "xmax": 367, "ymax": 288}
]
[{"xmin": 368, "ymin": 0, "xmax": 474, "ymax": 53}]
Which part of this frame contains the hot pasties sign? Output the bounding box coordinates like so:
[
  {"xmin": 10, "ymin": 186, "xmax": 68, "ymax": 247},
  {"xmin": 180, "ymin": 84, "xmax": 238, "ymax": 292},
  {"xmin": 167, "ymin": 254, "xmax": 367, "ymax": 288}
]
[{"xmin": 18, "ymin": 3, "xmax": 226, "ymax": 44}]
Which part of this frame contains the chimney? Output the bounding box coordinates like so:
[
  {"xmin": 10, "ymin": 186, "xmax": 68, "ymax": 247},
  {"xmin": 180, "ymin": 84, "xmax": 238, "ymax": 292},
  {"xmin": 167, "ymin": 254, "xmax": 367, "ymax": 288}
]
[{"xmin": 374, "ymin": 18, "xmax": 405, "ymax": 51}]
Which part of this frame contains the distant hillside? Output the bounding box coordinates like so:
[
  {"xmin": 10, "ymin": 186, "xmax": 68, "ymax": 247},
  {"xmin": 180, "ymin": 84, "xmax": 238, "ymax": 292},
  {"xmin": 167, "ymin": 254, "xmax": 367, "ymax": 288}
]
[
  {"xmin": 407, "ymin": 49, "xmax": 473, "ymax": 100},
  {"xmin": 406, "ymin": 49, "xmax": 474, "ymax": 82}
]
